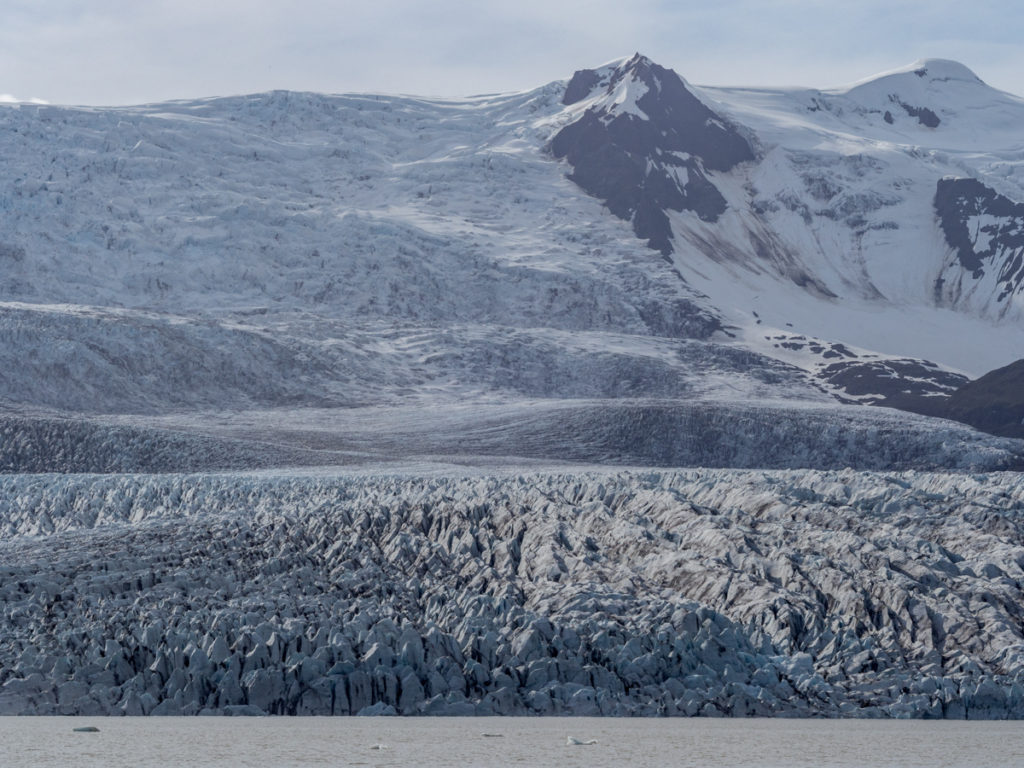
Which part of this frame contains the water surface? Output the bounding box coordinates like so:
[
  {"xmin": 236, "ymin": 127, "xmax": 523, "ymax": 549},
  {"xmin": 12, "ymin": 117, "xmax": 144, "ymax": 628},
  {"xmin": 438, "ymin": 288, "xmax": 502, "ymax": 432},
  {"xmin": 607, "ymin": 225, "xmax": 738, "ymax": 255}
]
[{"xmin": 2, "ymin": 717, "xmax": 1022, "ymax": 767}]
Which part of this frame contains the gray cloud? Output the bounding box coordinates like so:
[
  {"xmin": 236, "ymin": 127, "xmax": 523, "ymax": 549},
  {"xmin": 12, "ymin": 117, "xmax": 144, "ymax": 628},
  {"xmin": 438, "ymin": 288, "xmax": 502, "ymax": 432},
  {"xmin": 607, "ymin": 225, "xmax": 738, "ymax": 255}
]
[{"xmin": 0, "ymin": 0, "xmax": 1020, "ymax": 104}]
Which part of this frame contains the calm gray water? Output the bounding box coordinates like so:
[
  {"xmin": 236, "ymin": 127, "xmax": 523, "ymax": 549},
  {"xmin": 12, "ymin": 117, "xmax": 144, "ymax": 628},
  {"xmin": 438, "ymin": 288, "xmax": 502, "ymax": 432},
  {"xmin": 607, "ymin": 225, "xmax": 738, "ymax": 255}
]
[{"xmin": 1, "ymin": 717, "xmax": 1022, "ymax": 767}]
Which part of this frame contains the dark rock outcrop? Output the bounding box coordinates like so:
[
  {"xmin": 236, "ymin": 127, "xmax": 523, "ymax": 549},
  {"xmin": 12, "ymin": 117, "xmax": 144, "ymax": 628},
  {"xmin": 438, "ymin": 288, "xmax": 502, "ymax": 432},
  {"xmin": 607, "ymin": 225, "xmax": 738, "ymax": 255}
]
[
  {"xmin": 893, "ymin": 97, "xmax": 941, "ymax": 127},
  {"xmin": 934, "ymin": 177, "xmax": 1024, "ymax": 300},
  {"xmin": 941, "ymin": 359, "xmax": 1024, "ymax": 438},
  {"xmin": 551, "ymin": 54, "xmax": 754, "ymax": 255},
  {"xmin": 818, "ymin": 358, "xmax": 968, "ymax": 413}
]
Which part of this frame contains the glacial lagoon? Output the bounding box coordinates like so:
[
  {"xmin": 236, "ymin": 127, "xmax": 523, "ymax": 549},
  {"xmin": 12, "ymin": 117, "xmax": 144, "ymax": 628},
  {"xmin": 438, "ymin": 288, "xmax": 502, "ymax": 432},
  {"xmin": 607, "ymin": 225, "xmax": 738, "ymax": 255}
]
[{"xmin": 2, "ymin": 716, "xmax": 1023, "ymax": 768}]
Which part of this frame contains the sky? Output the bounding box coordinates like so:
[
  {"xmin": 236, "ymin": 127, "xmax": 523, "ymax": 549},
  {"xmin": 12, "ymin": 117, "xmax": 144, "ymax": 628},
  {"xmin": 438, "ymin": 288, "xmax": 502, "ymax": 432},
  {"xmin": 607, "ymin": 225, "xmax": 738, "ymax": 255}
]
[{"xmin": 3, "ymin": 0, "xmax": 1023, "ymax": 105}]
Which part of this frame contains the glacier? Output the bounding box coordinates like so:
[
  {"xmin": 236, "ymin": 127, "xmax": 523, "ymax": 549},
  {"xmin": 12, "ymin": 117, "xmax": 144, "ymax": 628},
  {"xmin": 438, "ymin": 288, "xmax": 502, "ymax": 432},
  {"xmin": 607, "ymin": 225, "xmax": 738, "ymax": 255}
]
[
  {"xmin": 0, "ymin": 54, "xmax": 1023, "ymax": 415},
  {"xmin": 0, "ymin": 52, "xmax": 1023, "ymax": 718},
  {"xmin": 3, "ymin": 469, "xmax": 1024, "ymax": 717}
]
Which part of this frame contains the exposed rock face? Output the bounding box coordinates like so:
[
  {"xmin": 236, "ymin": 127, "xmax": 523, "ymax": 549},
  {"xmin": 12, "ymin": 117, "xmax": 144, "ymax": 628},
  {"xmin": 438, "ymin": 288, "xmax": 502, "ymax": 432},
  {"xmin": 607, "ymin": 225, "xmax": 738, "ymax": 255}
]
[
  {"xmin": 817, "ymin": 358, "xmax": 968, "ymax": 413},
  {"xmin": 892, "ymin": 97, "xmax": 941, "ymax": 128},
  {"xmin": 941, "ymin": 359, "xmax": 1024, "ymax": 438},
  {"xmin": 3, "ymin": 470, "xmax": 1024, "ymax": 718},
  {"xmin": 934, "ymin": 178, "xmax": 1024, "ymax": 308},
  {"xmin": 551, "ymin": 54, "xmax": 754, "ymax": 255}
]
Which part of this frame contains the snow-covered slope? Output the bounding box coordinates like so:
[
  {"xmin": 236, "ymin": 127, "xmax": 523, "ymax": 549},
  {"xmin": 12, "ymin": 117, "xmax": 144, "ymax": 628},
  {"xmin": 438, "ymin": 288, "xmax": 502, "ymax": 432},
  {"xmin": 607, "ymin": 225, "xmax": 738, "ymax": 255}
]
[{"xmin": 678, "ymin": 59, "xmax": 1024, "ymax": 377}]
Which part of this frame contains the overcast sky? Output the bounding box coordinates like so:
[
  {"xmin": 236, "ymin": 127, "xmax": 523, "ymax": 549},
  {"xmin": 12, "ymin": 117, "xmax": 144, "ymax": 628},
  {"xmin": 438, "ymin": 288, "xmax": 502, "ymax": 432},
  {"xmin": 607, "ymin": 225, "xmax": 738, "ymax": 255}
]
[{"xmin": 3, "ymin": 1, "xmax": 1023, "ymax": 105}]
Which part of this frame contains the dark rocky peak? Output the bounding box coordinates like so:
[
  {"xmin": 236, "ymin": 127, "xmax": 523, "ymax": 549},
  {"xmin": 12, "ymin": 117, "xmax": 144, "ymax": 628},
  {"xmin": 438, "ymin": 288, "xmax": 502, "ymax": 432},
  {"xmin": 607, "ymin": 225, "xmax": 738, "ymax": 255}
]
[
  {"xmin": 562, "ymin": 68, "xmax": 603, "ymax": 106},
  {"xmin": 552, "ymin": 54, "xmax": 754, "ymax": 256},
  {"xmin": 559, "ymin": 54, "xmax": 753, "ymax": 171},
  {"xmin": 562, "ymin": 53, "xmax": 656, "ymax": 105},
  {"xmin": 934, "ymin": 177, "xmax": 1024, "ymax": 300}
]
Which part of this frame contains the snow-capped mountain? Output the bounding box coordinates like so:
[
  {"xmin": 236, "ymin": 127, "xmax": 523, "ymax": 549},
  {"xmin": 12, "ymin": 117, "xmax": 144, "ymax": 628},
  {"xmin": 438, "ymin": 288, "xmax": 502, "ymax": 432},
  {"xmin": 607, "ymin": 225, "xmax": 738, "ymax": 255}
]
[
  {"xmin": 549, "ymin": 55, "xmax": 1024, "ymax": 422},
  {"xmin": 551, "ymin": 54, "xmax": 755, "ymax": 255},
  {"xmin": 0, "ymin": 53, "xmax": 1021, "ymax": 459}
]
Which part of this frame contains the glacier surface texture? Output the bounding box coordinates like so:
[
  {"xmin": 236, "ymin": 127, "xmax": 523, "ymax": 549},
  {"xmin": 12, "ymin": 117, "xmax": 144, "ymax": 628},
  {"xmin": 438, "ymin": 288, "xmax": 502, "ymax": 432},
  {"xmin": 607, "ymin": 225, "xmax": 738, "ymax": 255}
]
[{"xmin": 4, "ymin": 470, "xmax": 1024, "ymax": 717}]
